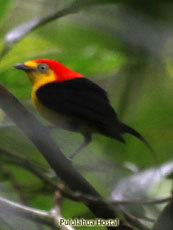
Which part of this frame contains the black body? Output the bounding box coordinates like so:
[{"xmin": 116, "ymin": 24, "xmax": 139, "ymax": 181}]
[{"xmin": 36, "ymin": 78, "xmax": 152, "ymax": 154}]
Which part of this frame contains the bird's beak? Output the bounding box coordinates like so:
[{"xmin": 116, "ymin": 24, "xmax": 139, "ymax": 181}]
[{"xmin": 14, "ymin": 63, "xmax": 34, "ymax": 72}]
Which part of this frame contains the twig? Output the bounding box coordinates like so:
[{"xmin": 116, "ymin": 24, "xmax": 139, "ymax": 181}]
[
  {"xmin": 0, "ymin": 165, "xmax": 28, "ymax": 204},
  {"xmin": 0, "ymin": 147, "xmax": 58, "ymax": 188},
  {"xmin": 153, "ymin": 199, "xmax": 173, "ymax": 230},
  {"xmin": 1, "ymin": 145, "xmax": 171, "ymax": 206},
  {"xmin": 123, "ymin": 211, "xmax": 151, "ymax": 230},
  {"xmin": 108, "ymin": 196, "xmax": 173, "ymax": 206},
  {"xmin": 0, "ymin": 196, "xmax": 74, "ymax": 230},
  {"xmin": 0, "ymin": 147, "xmax": 47, "ymax": 172},
  {"xmin": 0, "ymin": 164, "xmax": 44, "ymax": 230},
  {"xmin": 54, "ymin": 189, "xmax": 173, "ymax": 207},
  {"xmin": 1, "ymin": 146, "xmax": 171, "ymax": 208},
  {"xmin": 0, "ymin": 147, "xmax": 90, "ymax": 202},
  {"xmin": 0, "ymin": 0, "xmax": 116, "ymax": 59},
  {"xmin": 0, "ymin": 84, "xmax": 130, "ymax": 230}
]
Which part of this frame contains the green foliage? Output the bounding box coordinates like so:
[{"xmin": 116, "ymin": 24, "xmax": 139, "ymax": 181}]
[
  {"xmin": 0, "ymin": 0, "xmax": 173, "ymax": 229},
  {"xmin": 0, "ymin": 0, "xmax": 11, "ymax": 23}
]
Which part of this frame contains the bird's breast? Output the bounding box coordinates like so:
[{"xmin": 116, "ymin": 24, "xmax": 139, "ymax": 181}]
[
  {"xmin": 32, "ymin": 90, "xmax": 96, "ymax": 133},
  {"xmin": 32, "ymin": 90, "xmax": 70, "ymax": 128}
]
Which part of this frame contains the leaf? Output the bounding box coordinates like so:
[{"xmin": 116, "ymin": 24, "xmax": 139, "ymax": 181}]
[
  {"xmin": 0, "ymin": 0, "xmax": 11, "ymax": 23},
  {"xmin": 111, "ymin": 161, "xmax": 173, "ymax": 221},
  {"xmin": 112, "ymin": 161, "xmax": 173, "ymax": 201}
]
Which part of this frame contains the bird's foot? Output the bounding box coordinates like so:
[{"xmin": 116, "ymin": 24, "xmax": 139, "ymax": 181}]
[{"xmin": 69, "ymin": 133, "xmax": 91, "ymax": 159}]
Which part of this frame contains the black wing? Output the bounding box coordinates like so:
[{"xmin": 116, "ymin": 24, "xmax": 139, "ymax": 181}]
[{"xmin": 36, "ymin": 78, "xmax": 122, "ymax": 138}]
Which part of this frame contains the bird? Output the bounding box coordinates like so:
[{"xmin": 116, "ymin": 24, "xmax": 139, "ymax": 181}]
[{"xmin": 14, "ymin": 58, "xmax": 152, "ymax": 158}]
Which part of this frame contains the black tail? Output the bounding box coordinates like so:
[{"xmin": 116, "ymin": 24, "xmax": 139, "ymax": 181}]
[{"xmin": 120, "ymin": 122, "xmax": 154, "ymax": 154}]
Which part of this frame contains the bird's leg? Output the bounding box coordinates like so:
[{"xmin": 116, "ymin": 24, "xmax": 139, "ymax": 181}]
[{"xmin": 70, "ymin": 133, "xmax": 92, "ymax": 159}]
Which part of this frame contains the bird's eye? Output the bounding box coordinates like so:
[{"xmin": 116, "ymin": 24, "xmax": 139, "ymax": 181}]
[{"xmin": 38, "ymin": 63, "xmax": 48, "ymax": 73}]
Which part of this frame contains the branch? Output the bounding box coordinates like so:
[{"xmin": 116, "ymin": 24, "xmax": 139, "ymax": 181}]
[
  {"xmin": 108, "ymin": 196, "xmax": 173, "ymax": 206},
  {"xmin": 122, "ymin": 211, "xmax": 151, "ymax": 230},
  {"xmin": 1, "ymin": 146, "xmax": 171, "ymax": 207},
  {"xmin": 153, "ymin": 199, "xmax": 173, "ymax": 230},
  {"xmin": 0, "ymin": 84, "xmax": 132, "ymax": 229},
  {"xmin": 0, "ymin": 165, "xmax": 29, "ymax": 204},
  {"xmin": 0, "ymin": 0, "xmax": 116, "ymax": 59},
  {"xmin": 0, "ymin": 147, "xmax": 58, "ymax": 189},
  {"xmin": 0, "ymin": 196, "xmax": 74, "ymax": 230},
  {"xmin": 0, "ymin": 147, "xmax": 86, "ymax": 201},
  {"xmin": 53, "ymin": 188, "xmax": 173, "ymax": 206}
]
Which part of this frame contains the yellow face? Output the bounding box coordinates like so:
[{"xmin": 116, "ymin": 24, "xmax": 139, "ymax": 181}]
[{"xmin": 23, "ymin": 61, "xmax": 56, "ymax": 90}]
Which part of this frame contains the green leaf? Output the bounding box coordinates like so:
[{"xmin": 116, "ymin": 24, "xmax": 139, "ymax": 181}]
[
  {"xmin": 0, "ymin": 0, "xmax": 116, "ymax": 60},
  {"xmin": 0, "ymin": 0, "xmax": 11, "ymax": 22}
]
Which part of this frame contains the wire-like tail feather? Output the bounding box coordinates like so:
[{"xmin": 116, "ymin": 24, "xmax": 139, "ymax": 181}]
[{"xmin": 120, "ymin": 122, "xmax": 154, "ymax": 154}]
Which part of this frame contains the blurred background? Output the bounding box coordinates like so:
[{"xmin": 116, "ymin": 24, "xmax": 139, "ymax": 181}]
[{"xmin": 0, "ymin": 0, "xmax": 173, "ymax": 229}]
